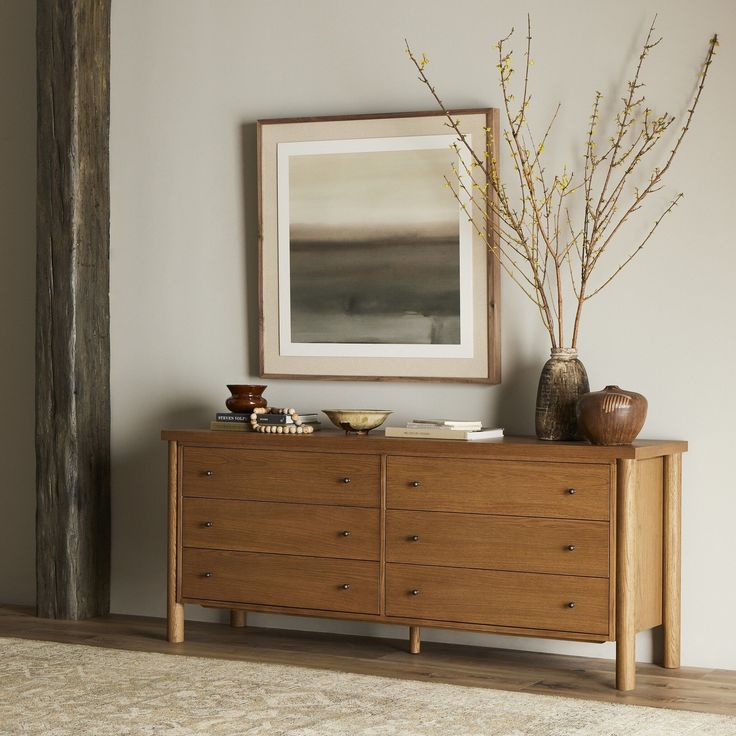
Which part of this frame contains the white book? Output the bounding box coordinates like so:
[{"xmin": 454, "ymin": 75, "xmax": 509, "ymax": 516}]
[
  {"xmin": 410, "ymin": 419, "xmax": 484, "ymax": 429},
  {"xmin": 385, "ymin": 426, "xmax": 504, "ymax": 441},
  {"xmin": 406, "ymin": 422, "xmax": 483, "ymax": 431}
]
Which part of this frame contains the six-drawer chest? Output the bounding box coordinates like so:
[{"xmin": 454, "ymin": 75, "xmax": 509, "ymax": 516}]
[{"xmin": 161, "ymin": 429, "xmax": 686, "ymax": 691}]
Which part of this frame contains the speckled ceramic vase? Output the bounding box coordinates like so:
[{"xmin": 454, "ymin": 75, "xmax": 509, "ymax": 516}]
[{"xmin": 535, "ymin": 348, "xmax": 590, "ymax": 441}]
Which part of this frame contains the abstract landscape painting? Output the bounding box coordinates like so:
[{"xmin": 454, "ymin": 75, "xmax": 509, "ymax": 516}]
[
  {"xmin": 285, "ymin": 144, "xmax": 462, "ymax": 349},
  {"xmin": 258, "ymin": 110, "xmax": 499, "ymax": 381}
]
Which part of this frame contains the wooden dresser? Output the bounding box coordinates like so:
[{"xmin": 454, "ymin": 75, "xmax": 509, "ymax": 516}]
[{"xmin": 161, "ymin": 430, "xmax": 686, "ymax": 691}]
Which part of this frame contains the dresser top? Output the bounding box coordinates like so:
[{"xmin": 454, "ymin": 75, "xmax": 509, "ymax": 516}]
[{"xmin": 161, "ymin": 429, "xmax": 686, "ymax": 462}]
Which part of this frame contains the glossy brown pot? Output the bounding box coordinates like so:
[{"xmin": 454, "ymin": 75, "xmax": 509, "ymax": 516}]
[
  {"xmin": 226, "ymin": 384, "xmax": 267, "ymax": 413},
  {"xmin": 535, "ymin": 349, "xmax": 589, "ymax": 441},
  {"xmin": 576, "ymin": 385, "xmax": 648, "ymax": 446}
]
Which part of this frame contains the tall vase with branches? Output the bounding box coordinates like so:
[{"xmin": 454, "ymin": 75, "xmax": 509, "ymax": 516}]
[{"xmin": 407, "ymin": 18, "xmax": 717, "ymax": 439}]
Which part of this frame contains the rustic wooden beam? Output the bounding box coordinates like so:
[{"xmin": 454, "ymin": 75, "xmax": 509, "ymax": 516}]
[{"xmin": 36, "ymin": 0, "xmax": 111, "ymax": 619}]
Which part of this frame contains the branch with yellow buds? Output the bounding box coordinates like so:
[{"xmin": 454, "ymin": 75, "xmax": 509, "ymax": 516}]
[{"xmin": 407, "ymin": 17, "xmax": 718, "ymax": 349}]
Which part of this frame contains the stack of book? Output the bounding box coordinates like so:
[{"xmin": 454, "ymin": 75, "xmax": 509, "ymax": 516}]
[
  {"xmin": 384, "ymin": 419, "xmax": 504, "ymax": 441},
  {"xmin": 210, "ymin": 412, "xmax": 253, "ymax": 431},
  {"xmin": 210, "ymin": 410, "xmax": 320, "ymax": 432},
  {"xmin": 251, "ymin": 409, "xmax": 321, "ymax": 434}
]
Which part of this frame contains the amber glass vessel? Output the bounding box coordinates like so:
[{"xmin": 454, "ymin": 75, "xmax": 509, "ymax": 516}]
[{"xmin": 225, "ymin": 385, "xmax": 267, "ymax": 413}]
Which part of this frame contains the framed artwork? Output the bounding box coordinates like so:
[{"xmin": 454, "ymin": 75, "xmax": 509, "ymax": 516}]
[{"xmin": 257, "ymin": 109, "xmax": 500, "ymax": 382}]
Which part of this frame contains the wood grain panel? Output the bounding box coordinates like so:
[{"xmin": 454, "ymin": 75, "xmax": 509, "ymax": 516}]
[
  {"xmin": 183, "ymin": 550, "xmax": 379, "ymax": 614},
  {"xmin": 387, "ymin": 457, "xmax": 610, "ymax": 520},
  {"xmin": 387, "ymin": 511, "xmax": 609, "ymax": 577},
  {"xmin": 616, "ymin": 459, "xmax": 637, "ymax": 691},
  {"xmin": 36, "ymin": 0, "xmax": 111, "ymax": 620},
  {"xmin": 386, "ymin": 564, "xmax": 609, "ymax": 635},
  {"xmin": 163, "ymin": 429, "xmax": 688, "ymax": 462},
  {"xmin": 183, "ymin": 447, "xmax": 380, "ymax": 506},
  {"xmin": 634, "ymin": 458, "xmax": 663, "ymax": 632},
  {"xmin": 187, "ymin": 601, "xmax": 609, "ymax": 642},
  {"xmin": 183, "ymin": 498, "xmax": 379, "ymax": 560},
  {"xmin": 167, "ymin": 442, "xmax": 183, "ymax": 643},
  {"xmin": 386, "ymin": 564, "xmax": 608, "ymax": 635},
  {"xmin": 663, "ymin": 453, "xmax": 682, "ymax": 668}
]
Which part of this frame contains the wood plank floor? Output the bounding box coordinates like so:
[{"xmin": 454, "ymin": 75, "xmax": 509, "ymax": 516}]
[{"xmin": 1, "ymin": 605, "xmax": 734, "ymax": 716}]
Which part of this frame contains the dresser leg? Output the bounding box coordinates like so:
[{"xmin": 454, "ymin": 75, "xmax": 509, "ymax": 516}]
[
  {"xmin": 663, "ymin": 453, "xmax": 682, "ymax": 669},
  {"xmin": 616, "ymin": 458, "xmax": 637, "ymax": 691},
  {"xmin": 167, "ymin": 441, "xmax": 184, "ymax": 643},
  {"xmin": 616, "ymin": 630, "xmax": 636, "ymax": 691},
  {"xmin": 167, "ymin": 602, "xmax": 184, "ymax": 643},
  {"xmin": 230, "ymin": 609, "xmax": 247, "ymax": 628},
  {"xmin": 409, "ymin": 626, "xmax": 421, "ymax": 654}
]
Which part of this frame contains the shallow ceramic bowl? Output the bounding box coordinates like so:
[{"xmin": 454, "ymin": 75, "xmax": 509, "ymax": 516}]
[{"xmin": 322, "ymin": 409, "xmax": 393, "ymax": 435}]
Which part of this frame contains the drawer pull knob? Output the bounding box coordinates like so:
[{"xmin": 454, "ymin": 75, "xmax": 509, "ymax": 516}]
[
  {"xmin": 567, "ymin": 601, "xmax": 576, "ymax": 608},
  {"xmin": 203, "ymin": 521, "xmax": 214, "ymax": 528},
  {"xmin": 410, "ymin": 589, "xmax": 421, "ymax": 596},
  {"xmin": 340, "ymin": 583, "xmax": 351, "ymax": 590},
  {"xmin": 204, "ymin": 470, "xmax": 214, "ymax": 477},
  {"xmin": 567, "ymin": 544, "xmax": 576, "ymax": 551},
  {"xmin": 341, "ymin": 530, "xmax": 352, "ymax": 537},
  {"xmin": 342, "ymin": 477, "xmax": 351, "ymax": 484},
  {"xmin": 203, "ymin": 572, "xmax": 214, "ymax": 578},
  {"xmin": 409, "ymin": 535, "xmax": 420, "ymax": 542},
  {"xmin": 411, "ymin": 480, "xmax": 421, "ymax": 488},
  {"xmin": 567, "ymin": 487, "xmax": 576, "ymax": 495}
]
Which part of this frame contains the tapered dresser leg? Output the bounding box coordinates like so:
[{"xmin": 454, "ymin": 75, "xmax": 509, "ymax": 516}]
[
  {"xmin": 230, "ymin": 610, "xmax": 247, "ymax": 628},
  {"xmin": 616, "ymin": 458, "xmax": 637, "ymax": 691},
  {"xmin": 409, "ymin": 626, "xmax": 421, "ymax": 655},
  {"xmin": 168, "ymin": 601, "xmax": 184, "ymax": 643},
  {"xmin": 663, "ymin": 453, "xmax": 682, "ymax": 669},
  {"xmin": 167, "ymin": 441, "xmax": 184, "ymax": 643}
]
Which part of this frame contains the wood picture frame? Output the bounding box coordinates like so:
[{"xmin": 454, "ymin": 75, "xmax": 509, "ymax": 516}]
[{"xmin": 257, "ymin": 109, "xmax": 500, "ymax": 383}]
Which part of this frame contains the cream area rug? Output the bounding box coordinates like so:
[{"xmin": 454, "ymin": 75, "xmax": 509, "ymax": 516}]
[{"xmin": 1, "ymin": 637, "xmax": 735, "ymax": 736}]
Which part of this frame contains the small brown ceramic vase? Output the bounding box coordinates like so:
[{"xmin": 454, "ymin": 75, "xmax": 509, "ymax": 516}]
[
  {"xmin": 225, "ymin": 384, "xmax": 267, "ymax": 413},
  {"xmin": 576, "ymin": 385, "xmax": 648, "ymax": 446}
]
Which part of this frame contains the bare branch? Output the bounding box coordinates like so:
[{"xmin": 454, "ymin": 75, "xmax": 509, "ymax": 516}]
[
  {"xmin": 406, "ymin": 22, "xmax": 717, "ymax": 350},
  {"xmin": 585, "ymin": 194, "xmax": 683, "ymax": 299}
]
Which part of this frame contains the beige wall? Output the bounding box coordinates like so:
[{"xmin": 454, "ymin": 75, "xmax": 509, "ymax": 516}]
[
  {"xmin": 0, "ymin": 0, "xmax": 732, "ymax": 672},
  {"xmin": 12, "ymin": 0, "xmax": 717, "ymax": 671},
  {"xmin": 0, "ymin": 1, "xmax": 36, "ymax": 606}
]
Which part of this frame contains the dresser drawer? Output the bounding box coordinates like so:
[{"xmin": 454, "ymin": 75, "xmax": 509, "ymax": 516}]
[
  {"xmin": 386, "ymin": 563, "xmax": 609, "ymax": 635},
  {"xmin": 183, "ymin": 447, "xmax": 380, "ymax": 507},
  {"xmin": 183, "ymin": 498, "xmax": 379, "ymax": 560},
  {"xmin": 387, "ymin": 457, "xmax": 610, "ymax": 520},
  {"xmin": 183, "ymin": 549, "xmax": 379, "ymax": 614},
  {"xmin": 387, "ymin": 511, "xmax": 609, "ymax": 577}
]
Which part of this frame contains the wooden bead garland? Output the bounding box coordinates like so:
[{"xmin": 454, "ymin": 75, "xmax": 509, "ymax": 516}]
[{"xmin": 249, "ymin": 406, "xmax": 315, "ymax": 434}]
